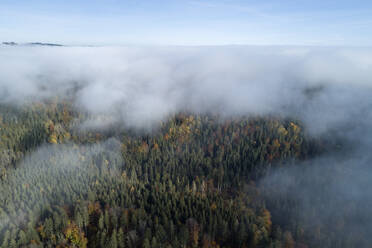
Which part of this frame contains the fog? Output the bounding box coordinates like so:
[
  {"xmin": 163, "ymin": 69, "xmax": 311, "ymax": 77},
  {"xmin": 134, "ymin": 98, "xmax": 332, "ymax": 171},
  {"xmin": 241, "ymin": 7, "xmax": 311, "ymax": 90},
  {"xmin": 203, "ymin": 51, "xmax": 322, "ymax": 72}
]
[
  {"xmin": 0, "ymin": 139, "xmax": 123, "ymax": 231},
  {"xmin": 1, "ymin": 45, "xmax": 371, "ymax": 132},
  {"xmin": 260, "ymin": 149, "xmax": 372, "ymax": 246}
]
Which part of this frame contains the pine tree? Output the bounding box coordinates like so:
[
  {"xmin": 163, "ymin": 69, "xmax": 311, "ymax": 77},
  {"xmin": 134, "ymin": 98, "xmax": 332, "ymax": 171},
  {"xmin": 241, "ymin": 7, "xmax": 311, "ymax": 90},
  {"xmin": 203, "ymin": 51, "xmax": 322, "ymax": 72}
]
[
  {"xmin": 117, "ymin": 228, "xmax": 126, "ymax": 248},
  {"xmin": 142, "ymin": 238, "xmax": 151, "ymax": 248},
  {"xmin": 108, "ymin": 229, "xmax": 118, "ymax": 248},
  {"xmin": 98, "ymin": 215, "xmax": 104, "ymax": 230}
]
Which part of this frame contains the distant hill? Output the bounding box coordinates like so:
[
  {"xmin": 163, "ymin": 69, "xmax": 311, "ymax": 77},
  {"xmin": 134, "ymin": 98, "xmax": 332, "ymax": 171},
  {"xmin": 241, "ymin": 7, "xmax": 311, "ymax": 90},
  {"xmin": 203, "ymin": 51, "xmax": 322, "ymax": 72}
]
[
  {"xmin": 2, "ymin": 42, "xmax": 18, "ymax": 46},
  {"xmin": 26, "ymin": 42, "xmax": 63, "ymax": 47},
  {"xmin": 2, "ymin": 41, "xmax": 63, "ymax": 47}
]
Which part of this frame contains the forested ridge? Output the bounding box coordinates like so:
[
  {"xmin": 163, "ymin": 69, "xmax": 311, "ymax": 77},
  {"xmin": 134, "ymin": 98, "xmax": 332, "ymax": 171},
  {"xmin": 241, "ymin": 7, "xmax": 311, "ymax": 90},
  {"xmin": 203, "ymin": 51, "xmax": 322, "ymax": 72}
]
[{"xmin": 0, "ymin": 100, "xmax": 352, "ymax": 248}]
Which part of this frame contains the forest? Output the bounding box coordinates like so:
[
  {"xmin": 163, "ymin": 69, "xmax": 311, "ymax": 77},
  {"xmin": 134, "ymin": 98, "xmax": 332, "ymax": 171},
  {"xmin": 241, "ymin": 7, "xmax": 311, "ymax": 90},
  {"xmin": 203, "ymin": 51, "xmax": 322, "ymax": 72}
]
[{"xmin": 0, "ymin": 97, "xmax": 363, "ymax": 248}]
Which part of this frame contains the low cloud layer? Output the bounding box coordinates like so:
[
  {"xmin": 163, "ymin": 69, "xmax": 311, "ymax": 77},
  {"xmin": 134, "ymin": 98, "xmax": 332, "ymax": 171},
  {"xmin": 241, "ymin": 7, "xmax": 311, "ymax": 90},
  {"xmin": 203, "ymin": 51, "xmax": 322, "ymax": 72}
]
[
  {"xmin": 1, "ymin": 45, "xmax": 371, "ymax": 131},
  {"xmin": 0, "ymin": 139, "xmax": 123, "ymax": 230},
  {"xmin": 260, "ymin": 149, "xmax": 372, "ymax": 246}
]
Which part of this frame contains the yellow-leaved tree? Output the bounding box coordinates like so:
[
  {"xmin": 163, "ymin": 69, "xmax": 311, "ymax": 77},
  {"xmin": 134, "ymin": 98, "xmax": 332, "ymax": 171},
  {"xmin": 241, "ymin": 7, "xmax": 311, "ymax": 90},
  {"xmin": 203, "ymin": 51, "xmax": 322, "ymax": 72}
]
[{"xmin": 64, "ymin": 221, "xmax": 88, "ymax": 248}]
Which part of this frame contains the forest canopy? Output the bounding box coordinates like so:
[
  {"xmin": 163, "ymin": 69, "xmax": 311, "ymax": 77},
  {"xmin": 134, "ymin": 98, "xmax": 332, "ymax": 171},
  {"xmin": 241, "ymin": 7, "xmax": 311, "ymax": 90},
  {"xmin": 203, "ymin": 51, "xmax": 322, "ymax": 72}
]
[{"xmin": 1, "ymin": 46, "xmax": 372, "ymax": 248}]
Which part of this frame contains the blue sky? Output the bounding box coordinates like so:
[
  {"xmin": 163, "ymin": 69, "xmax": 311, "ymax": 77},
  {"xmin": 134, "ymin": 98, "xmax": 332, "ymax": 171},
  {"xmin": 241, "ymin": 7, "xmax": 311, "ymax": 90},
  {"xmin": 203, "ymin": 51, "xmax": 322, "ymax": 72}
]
[{"xmin": 1, "ymin": 0, "xmax": 372, "ymax": 46}]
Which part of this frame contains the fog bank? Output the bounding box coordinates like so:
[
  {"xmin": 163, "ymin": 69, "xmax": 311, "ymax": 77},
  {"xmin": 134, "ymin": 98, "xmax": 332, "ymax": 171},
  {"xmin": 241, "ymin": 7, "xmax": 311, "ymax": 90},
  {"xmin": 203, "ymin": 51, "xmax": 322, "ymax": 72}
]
[{"xmin": 1, "ymin": 45, "xmax": 371, "ymax": 132}]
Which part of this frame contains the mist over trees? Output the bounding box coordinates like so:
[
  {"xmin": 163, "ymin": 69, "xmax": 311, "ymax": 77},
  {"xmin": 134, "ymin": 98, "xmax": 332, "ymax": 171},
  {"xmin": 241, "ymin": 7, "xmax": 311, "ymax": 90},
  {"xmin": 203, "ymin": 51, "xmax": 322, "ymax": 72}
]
[{"xmin": 0, "ymin": 46, "xmax": 371, "ymax": 247}]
